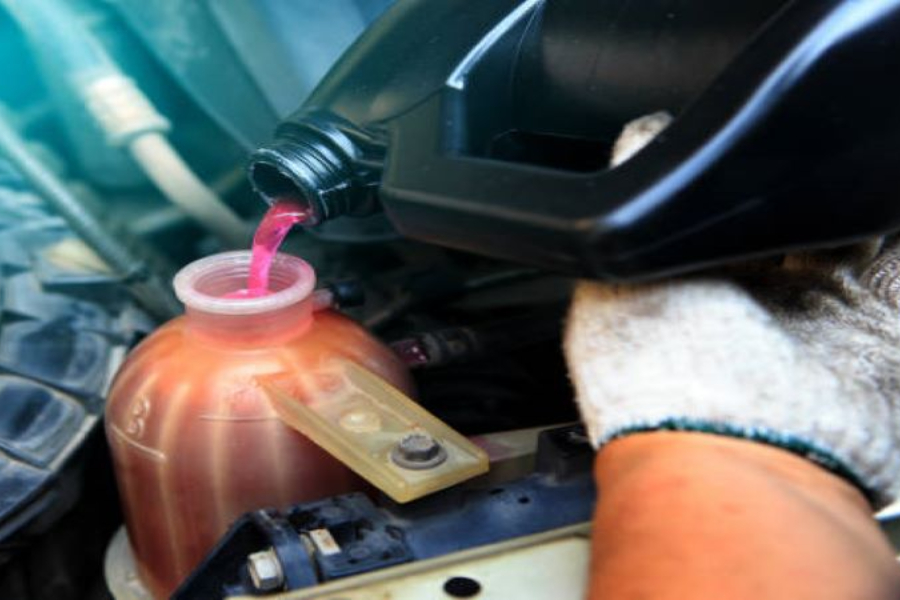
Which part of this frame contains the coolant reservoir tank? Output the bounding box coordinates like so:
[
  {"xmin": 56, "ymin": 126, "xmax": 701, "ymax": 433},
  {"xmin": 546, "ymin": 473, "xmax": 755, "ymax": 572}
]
[{"xmin": 104, "ymin": 251, "xmax": 412, "ymax": 599}]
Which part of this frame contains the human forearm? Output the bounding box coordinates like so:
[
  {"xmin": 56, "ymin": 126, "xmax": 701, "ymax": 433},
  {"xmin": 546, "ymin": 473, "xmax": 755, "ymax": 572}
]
[{"xmin": 589, "ymin": 432, "xmax": 900, "ymax": 600}]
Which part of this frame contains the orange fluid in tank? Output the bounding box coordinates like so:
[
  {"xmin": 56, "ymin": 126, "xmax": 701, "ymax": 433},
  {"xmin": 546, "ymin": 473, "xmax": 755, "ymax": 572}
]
[{"xmin": 105, "ymin": 211, "xmax": 411, "ymax": 598}]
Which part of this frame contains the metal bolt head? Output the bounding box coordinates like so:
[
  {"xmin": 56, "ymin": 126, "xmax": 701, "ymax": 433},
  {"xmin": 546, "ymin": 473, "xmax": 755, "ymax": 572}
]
[
  {"xmin": 247, "ymin": 549, "xmax": 284, "ymax": 592},
  {"xmin": 399, "ymin": 433, "xmax": 440, "ymax": 460},
  {"xmin": 390, "ymin": 433, "xmax": 448, "ymax": 470}
]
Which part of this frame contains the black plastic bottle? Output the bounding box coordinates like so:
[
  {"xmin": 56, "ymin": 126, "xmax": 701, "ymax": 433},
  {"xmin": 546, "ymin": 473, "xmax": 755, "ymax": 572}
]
[{"xmin": 249, "ymin": 0, "xmax": 900, "ymax": 280}]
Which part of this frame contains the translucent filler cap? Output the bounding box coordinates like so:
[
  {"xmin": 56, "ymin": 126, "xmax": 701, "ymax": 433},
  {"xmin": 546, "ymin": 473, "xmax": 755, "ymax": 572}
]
[
  {"xmin": 173, "ymin": 250, "xmax": 315, "ymax": 316},
  {"xmin": 260, "ymin": 360, "xmax": 489, "ymax": 503}
]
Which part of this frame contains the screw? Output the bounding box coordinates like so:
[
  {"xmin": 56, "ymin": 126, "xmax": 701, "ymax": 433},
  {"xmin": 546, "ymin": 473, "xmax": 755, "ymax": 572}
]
[
  {"xmin": 247, "ymin": 549, "xmax": 284, "ymax": 592},
  {"xmin": 390, "ymin": 433, "xmax": 448, "ymax": 470}
]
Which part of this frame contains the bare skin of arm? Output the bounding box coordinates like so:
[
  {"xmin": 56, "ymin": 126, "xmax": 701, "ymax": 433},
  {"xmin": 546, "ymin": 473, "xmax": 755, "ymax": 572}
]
[{"xmin": 589, "ymin": 432, "xmax": 900, "ymax": 600}]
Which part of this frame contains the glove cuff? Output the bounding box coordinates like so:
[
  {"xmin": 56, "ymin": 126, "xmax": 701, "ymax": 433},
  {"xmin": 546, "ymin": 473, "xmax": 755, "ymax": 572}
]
[{"xmin": 601, "ymin": 418, "xmax": 876, "ymax": 505}]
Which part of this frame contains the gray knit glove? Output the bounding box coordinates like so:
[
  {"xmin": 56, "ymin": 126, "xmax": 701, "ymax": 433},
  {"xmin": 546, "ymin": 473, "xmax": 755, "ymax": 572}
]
[{"xmin": 565, "ymin": 115, "xmax": 900, "ymax": 508}]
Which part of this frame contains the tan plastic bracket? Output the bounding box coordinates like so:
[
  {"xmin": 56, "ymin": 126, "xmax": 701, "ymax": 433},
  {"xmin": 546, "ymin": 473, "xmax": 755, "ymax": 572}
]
[{"xmin": 259, "ymin": 359, "xmax": 489, "ymax": 503}]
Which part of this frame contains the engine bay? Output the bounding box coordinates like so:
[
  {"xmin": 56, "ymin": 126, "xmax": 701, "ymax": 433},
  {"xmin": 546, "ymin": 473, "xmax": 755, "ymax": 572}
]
[{"xmin": 1, "ymin": 1, "xmax": 899, "ymax": 599}]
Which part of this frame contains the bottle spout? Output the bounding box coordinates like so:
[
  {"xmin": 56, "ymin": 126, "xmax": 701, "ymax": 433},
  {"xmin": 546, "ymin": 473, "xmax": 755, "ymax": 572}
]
[
  {"xmin": 248, "ymin": 121, "xmax": 379, "ymax": 226},
  {"xmin": 247, "ymin": 147, "xmax": 325, "ymax": 226}
]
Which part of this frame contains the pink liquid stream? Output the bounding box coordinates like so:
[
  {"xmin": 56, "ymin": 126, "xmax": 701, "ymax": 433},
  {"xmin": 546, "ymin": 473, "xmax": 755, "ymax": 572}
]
[
  {"xmin": 224, "ymin": 200, "xmax": 310, "ymax": 299},
  {"xmin": 231, "ymin": 201, "xmax": 421, "ymax": 365}
]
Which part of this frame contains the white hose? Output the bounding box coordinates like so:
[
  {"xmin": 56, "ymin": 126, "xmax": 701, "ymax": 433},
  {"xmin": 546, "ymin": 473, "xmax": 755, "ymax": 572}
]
[
  {"xmin": 128, "ymin": 133, "xmax": 248, "ymax": 248},
  {"xmin": 77, "ymin": 74, "xmax": 248, "ymax": 248},
  {"xmin": 1, "ymin": 0, "xmax": 247, "ymax": 250}
]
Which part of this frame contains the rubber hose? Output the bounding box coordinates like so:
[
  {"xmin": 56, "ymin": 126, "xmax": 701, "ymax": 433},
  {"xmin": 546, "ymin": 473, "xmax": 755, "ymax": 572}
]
[{"xmin": 128, "ymin": 133, "xmax": 248, "ymax": 248}]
